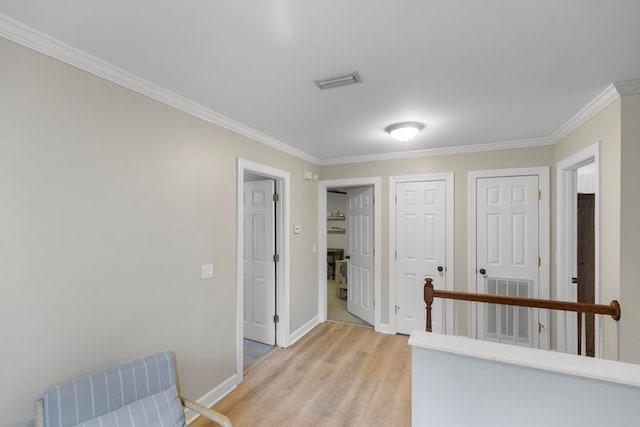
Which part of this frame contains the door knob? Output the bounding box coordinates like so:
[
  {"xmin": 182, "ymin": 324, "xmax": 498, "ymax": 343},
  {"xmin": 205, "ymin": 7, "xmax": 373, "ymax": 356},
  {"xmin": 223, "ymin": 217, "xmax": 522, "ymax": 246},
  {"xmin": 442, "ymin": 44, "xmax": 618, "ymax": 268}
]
[
  {"xmin": 437, "ymin": 266, "xmax": 444, "ymax": 272},
  {"xmin": 345, "ymin": 255, "xmax": 350, "ymax": 260},
  {"xmin": 479, "ymin": 268, "xmax": 486, "ymax": 275}
]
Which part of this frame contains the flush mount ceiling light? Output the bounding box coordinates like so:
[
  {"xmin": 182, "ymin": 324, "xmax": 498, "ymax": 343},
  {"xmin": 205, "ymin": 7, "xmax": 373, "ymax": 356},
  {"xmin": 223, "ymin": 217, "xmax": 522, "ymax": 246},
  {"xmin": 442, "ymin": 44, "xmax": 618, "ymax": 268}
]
[{"xmin": 384, "ymin": 122, "xmax": 425, "ymax": 142}]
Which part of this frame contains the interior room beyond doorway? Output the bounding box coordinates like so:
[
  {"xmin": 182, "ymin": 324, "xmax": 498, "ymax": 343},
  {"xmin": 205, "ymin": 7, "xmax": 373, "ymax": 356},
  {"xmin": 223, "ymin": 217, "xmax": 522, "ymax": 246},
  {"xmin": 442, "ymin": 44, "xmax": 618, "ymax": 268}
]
[{"xmin": 326, "ymin": 187, "xmax": 372, "ymax": 327}]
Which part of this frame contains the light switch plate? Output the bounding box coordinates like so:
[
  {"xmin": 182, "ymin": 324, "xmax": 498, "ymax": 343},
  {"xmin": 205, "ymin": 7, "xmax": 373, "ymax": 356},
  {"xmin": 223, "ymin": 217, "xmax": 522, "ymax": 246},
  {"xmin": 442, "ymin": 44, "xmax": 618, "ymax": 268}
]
[{"xmin": 201, "ymin": 263, "xmax": 214, "ymax": 279}]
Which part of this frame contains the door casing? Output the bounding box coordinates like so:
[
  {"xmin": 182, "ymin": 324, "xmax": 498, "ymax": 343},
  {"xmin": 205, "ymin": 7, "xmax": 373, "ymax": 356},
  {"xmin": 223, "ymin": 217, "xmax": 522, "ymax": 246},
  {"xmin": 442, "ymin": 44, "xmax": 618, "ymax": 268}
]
[
  {"xmin": 468, "ymin": 167, "xmax": 550, "ymax": 349},
  {"xmin": 556, "ymin": 143, "xmax": 601, "ymax": 357},
  {"xmin": 389, "ymin": 173, "xmax": 455, "ymax": 335},
  {"xmin": 318, "ymin": 178, "xmax": 382, "ymax": 332},
  {"xmin": 236, "ymin": 158, "xmax": 290, "ymax": 385}
]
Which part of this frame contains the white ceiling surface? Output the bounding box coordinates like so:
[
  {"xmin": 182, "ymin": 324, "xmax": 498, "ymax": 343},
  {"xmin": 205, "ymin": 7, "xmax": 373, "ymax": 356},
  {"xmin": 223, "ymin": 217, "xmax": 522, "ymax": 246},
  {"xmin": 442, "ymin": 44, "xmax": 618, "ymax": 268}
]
[{"xmin": 1, "ymin": 1, "xmax": 640, "ymax": 162}]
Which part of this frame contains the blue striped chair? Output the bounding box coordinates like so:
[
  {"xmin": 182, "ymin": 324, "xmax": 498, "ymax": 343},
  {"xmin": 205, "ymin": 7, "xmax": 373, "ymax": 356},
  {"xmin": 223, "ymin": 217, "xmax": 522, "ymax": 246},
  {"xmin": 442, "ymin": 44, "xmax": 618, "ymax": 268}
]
[{"xmin": 34, "ymin": 351, "xmax": 231, "ymax": 427}]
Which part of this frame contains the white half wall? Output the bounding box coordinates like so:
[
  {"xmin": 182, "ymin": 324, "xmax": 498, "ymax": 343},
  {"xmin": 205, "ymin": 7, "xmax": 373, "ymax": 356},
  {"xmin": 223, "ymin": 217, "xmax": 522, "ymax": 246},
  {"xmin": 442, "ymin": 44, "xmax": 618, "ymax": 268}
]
[{"xmin": 410, "ymin": 331, "xmax": 640, "ymax": 426}]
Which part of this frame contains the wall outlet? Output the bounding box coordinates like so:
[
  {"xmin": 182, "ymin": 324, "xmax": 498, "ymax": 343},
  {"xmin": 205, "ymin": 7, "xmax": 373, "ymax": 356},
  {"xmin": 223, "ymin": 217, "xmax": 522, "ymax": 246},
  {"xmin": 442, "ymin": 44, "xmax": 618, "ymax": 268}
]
[{"xmin": 201, "ymin": 263, "xmax": 214, "ymax": 279}]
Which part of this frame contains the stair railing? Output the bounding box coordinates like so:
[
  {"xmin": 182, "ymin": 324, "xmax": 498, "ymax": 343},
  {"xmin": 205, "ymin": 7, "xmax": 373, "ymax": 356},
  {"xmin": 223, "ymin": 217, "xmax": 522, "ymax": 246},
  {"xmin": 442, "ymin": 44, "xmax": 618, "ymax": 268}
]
[{"xmin": 423, "ymin": 277, "xmax": 621, "ymax": 354}]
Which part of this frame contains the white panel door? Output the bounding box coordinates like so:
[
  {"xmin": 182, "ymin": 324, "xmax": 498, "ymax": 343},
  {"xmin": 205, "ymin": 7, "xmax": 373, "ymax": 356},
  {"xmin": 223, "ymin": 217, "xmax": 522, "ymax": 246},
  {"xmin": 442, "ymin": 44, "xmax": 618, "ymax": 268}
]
[
  {"xmin": 347, "ymin": 186, "xmax": 374, "ymax": 325},
  {"xmin": 395, "ymin": 181, "xmax": 447, "ymax": 335},
  {"xmin": 243, "ymin": 180, "xmax": 276, "ymax": 345},
  {"xmin": 476, "ymin": 176, "xmax": 539, "ymax": 347}
]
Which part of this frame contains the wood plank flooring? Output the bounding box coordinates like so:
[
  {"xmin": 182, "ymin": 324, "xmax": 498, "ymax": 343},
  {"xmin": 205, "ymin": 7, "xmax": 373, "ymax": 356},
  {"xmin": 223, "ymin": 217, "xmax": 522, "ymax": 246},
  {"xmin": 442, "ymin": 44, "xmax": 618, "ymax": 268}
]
[{"xmin": 192, "ymin": 321, "xmax": 411, "ymax": 427}]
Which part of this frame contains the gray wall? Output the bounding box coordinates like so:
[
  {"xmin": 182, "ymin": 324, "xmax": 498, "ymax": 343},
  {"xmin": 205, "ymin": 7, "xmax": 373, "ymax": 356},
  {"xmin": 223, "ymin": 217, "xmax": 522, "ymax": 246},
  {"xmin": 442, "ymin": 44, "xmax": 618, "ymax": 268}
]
[{"xmin": 0, "ymin": 38, "xmax": 318, "ymax": 426}]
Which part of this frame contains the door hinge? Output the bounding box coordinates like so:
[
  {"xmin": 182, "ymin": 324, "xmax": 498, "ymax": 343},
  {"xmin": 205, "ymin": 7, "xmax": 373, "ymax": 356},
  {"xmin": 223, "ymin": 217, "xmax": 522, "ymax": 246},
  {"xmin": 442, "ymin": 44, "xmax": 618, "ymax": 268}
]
[
  {"xmin": 395, "ymin": 250, "xmax": 397, "ymax": 259},
  {"xmin": 395, "ymin": 195, "xmax": 397, "ymax": 204},
  {"xmin": 395, "ymin": 305, "xmax": 400, "ymax": 314},
  {"xmin": 273, "ymin": 314, "xmax": 280, "ymax": 323},
  {"xmin": 538, "ymin": 189, "xmax": 541, "ymax": 200},
  {"xmin": 273, "ymin": 193, "xmax": 279, "ymax": 202},
  {"xmin": 273, "ymin": 254, "xmax": 280, "ymax": 263},
  {"xmin": 538, "ymin": 256, "xmax": 541, "ymax": 267}
]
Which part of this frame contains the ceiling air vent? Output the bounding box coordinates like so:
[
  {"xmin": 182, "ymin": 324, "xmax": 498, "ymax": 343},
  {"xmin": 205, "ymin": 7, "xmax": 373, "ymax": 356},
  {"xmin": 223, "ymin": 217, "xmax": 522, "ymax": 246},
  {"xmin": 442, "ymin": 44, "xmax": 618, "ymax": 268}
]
[{"xmin": 314, "ymin": 71, "xmax": 362, "ymax": 90}]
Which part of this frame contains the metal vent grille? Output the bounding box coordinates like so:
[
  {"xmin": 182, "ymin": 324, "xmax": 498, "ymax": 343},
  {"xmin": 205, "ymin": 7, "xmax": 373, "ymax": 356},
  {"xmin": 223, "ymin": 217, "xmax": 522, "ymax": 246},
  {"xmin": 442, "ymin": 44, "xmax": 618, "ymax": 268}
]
[
  {"xmin": 485, "ymin": 277, "xmax": 533, "ymax": 346},
  {"xmin": 314, "ymin": 71, "xmax": 362, "ymax": 90}
]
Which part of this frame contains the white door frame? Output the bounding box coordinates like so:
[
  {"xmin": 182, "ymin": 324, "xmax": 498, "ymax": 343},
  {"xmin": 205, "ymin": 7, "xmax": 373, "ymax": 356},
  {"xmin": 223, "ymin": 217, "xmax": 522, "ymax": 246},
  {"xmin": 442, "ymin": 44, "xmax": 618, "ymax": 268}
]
[
  {"xmin": 236, "ymin": 158, "xmax": 290, "ymax": 384},
  {"xmin": 389, "ymin": 173, "xmax": 455, "ymax": 335},
  {"xmin": 318, "ymin": 178, "xmax": 382, "ymax": 332},
  {"xmin": 556, "ymin": 143, "xmax": 601, "ymax": 356},
  {"xmin": 468, "ymin": 167, "xmax": 550, "ymax": 349}
]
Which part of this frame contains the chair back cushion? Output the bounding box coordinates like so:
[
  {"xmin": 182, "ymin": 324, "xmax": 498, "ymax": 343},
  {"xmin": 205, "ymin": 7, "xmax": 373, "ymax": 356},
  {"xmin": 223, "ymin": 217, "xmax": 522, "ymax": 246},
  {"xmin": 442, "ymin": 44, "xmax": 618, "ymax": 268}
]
[{"xmin": 39, "ymin": 351, "xmax": 186, "ymax": 427}]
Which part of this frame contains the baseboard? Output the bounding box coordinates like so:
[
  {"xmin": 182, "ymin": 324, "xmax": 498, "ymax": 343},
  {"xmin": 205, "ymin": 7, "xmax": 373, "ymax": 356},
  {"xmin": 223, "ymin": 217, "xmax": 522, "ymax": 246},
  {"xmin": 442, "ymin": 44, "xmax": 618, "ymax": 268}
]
[
  {"xmin": 288, "ymin": 315, "xmax": 319, "ymax": 346},
  {"xmin": 185, "ymin": 374, "xmax": 237, "ymax": 424},
  {"xmin": 376, "ymin": 323, "xmax": 394, "ymax": 335}
]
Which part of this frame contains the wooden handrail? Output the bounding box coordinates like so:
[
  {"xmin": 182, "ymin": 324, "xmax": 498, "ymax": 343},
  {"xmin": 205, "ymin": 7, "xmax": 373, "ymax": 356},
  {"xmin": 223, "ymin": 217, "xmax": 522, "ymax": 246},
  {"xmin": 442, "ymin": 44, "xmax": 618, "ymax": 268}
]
[{"xmin": 423, "ymin": 277, "xmax": 621, "ymax": 333}]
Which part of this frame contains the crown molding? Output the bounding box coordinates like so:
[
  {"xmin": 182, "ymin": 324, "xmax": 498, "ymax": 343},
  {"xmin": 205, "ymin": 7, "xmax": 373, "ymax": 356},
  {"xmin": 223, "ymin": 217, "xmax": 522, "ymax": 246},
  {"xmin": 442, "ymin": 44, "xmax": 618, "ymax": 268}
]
[
  {"xmin": 319, "ymin": 137, "xmax": 553, "ymax": 166},
  {"xmin": 549, "ymin": 84, "xmax": 620, "ymax": 144},
  {"xmin": 0, "ymin": 14, "xmax": 320, "ymax": 165},
  {"xmin": 614, "ymin": 78, "xmax": 640, "ymax": 96},
  {"xmin": 2, "ymin": 14, "xmax": 637, "ymax": 166}
]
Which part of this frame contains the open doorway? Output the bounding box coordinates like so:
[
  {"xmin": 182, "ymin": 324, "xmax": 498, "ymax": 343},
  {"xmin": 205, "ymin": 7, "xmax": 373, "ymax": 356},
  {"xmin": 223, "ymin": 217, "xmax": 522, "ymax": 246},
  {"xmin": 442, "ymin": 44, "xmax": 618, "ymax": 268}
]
[
  {"xmin": 556, "ymin": 143, "xmax": 600, "ymax": 357},
  {"xmin": 577, "ymin": 165, "xmax": 596, "ymax": 356},
  {"xmin": 318, "ymin": 178, "xmax": 382, "ymax": 331},
  {"xmin": 236, "ymin": 158, "xmax": 290, "ymax": 382},
  {"xmin": 241, "ymin": 174, "xmax": 277, "ymax": 370},
  {"xmin": 326, "ymin": 187, "xmax": 371, "ymax": 327}
]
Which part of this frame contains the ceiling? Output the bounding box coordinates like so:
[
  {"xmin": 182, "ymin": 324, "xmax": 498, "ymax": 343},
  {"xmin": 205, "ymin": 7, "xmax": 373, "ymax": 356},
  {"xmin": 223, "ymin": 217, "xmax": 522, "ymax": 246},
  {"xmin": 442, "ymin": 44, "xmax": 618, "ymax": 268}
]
[{"xmin": 1, "ymin": 1, "xmax": 640, "ymax": 164}]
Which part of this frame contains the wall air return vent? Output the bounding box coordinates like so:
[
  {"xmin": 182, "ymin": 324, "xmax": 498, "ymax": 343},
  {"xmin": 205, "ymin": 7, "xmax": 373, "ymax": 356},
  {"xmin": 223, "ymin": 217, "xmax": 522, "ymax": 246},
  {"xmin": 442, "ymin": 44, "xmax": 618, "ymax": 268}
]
[{"xmin": 314, "ymin": 71, "xmax": 362, "ymax": 90}]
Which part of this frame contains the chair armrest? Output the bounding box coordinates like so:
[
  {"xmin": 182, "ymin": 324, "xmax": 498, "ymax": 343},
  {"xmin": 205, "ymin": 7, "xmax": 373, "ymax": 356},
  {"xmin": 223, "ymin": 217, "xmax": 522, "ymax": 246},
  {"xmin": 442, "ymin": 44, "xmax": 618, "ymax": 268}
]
[
  {"xmin": 182, "ymin": 398, "xmax": 232, "ymax": 427},
  {"xmin": 35, "ymin": 399, "xmax": 44, "ymax": 427}
]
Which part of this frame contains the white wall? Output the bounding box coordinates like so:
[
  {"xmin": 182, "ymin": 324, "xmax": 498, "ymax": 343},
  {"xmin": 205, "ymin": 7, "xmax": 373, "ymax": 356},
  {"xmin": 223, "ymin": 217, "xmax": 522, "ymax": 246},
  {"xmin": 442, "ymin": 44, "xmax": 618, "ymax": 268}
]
[{"xmin": 0, "ymin": 38, "xmax": 318, "ymax": 426}]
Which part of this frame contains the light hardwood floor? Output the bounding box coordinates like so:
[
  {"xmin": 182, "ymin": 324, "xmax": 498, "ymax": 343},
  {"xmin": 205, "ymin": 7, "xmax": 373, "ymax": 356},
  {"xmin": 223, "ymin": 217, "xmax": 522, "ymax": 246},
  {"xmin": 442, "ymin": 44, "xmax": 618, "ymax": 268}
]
[{"xmin": 192, "ymin": 321, "xmax": 411, "ymax": 427}]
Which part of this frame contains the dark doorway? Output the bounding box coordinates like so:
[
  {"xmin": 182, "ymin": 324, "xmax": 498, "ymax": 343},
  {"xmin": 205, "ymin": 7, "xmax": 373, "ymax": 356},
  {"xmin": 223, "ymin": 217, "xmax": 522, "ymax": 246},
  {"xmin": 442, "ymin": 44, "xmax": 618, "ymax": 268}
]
[{"xmin": 577, "ymin": 193, "xmax": 595, "ymax": 357}]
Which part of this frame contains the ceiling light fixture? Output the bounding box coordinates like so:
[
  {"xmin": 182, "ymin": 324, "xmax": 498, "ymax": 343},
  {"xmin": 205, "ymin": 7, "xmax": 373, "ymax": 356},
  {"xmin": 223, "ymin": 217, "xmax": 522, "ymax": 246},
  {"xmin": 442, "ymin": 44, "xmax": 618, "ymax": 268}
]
[{"xmin": 384, "ymin": 122, "xmax": 425, "ymax": 142}]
